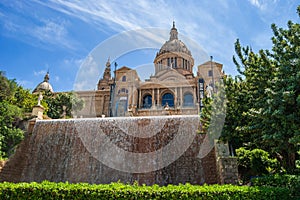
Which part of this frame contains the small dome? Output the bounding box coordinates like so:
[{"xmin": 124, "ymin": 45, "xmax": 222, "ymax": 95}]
[{"xmin": 33, "ymin": 72, "xmax": 54, "ymax": 93}]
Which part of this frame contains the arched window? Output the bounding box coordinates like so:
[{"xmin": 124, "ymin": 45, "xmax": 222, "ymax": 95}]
[
  {"xmin": 143, "ymin": 94, "xmax": 152, "ymax": 108},
  {"xmin": 183, "ymin": 93, "xmax": 194, "ymax": 107},
  {"xmin": 162, "ymin": 93, "xmax": 174, "ymax": 107},
  {"xmin": 122, "ymin": 76, "xmax": 126, "ymax": 82}
]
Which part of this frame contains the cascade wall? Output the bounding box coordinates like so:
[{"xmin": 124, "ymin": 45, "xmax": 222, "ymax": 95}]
[{"xmin": 0, "ymin": 116, "xmax": 236, "ymax": 185}]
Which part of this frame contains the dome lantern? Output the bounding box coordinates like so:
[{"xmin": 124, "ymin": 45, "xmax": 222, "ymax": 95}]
[{"xmin": 170, "ymin": 21, "xmax": 178, "ymax": 40}]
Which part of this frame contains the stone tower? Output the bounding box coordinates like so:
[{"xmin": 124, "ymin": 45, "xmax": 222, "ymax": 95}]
[{"xmin": 97, "ymin": 58, "xmax": 112, "ymax": 90}]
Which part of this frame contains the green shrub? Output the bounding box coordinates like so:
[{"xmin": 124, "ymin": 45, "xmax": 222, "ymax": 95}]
[
  {"xmin": 252, "ymin": 174, "xmax": 300, "ymax": 198},
  {"xmin": 236, "ymin": 147, "xmax": 280, "ymax": 182},
  {"xmin": 0, "ymin": 181, "xmax": 290, "ymax": 200}
]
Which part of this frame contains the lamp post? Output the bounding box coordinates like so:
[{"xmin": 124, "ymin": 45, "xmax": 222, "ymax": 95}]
[
  {"xmin": 109, "ymin": 62, "xmax": 118, "ymax": 117},
  {"xmin": 210, "ymin": 56, "xmax": 214, "ymax": 92}
]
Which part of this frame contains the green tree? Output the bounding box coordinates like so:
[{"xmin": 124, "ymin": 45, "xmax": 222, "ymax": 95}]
[
  {"xmin": 221, "ymin": 76, "xmax": 254, "ymax": 150},
  {"xmin": 259, "ymin": 10, "xmax": 300, "ymax": 172},
  {"xmin": 0, "ymin": 102, "xmax": 23, "ymax": 157},
  {"xmin": 0, "ymin": 71, "xmax": 37, "ymax": 158},
  {"xmin": 222, "ymin": 6, "xmax": 300, "ymax": 173},
  {"xmin": 43, "ymin": 91, "xmax": 84, "ymax": 119}
]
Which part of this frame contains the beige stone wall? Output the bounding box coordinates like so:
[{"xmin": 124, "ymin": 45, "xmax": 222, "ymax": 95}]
[
  {"xmin": 197, "ymin": 61, "xmax": 224, "ymax": 88},
  {"xmin": 75, "ymin": 90, "xmax": 110, "ymax": 118}
]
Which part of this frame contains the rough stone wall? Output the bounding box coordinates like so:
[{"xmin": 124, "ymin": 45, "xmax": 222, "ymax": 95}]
[
  {"xmin": 0, "ymin": 116, "xmax": 222, "ymax": 185},
  {"xmin": 217, "ymin": 157, "xmax": 239, "ymax": 184},
  {"xmin": 214, "ymin": 141, "xmax": 238, "ymax": 184}
]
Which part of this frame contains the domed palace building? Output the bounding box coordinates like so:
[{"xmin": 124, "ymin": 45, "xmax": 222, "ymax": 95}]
[{"xmin": 35, "ymin": 22, "xmax": 224, "ymax": 118}]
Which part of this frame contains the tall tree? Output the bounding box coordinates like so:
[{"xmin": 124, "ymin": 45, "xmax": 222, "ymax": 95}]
[
  {"xmin": 258, "ymin": 8, "xmax": 300, "ymax": 171},
  {"xmin": 222, "ymin": 6, "xmax": 300, "ymax": 172}
]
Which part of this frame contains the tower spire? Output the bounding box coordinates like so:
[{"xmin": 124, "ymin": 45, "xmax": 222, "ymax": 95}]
[
  {"xmin": 103, "ymin": 57, "xmax": 111, "ymax": 81},
  {"xmin": 106, "ymin": 57, "xmax": 111, "ymax": 67}
]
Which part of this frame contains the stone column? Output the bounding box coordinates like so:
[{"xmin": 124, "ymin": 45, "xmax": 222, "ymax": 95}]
[
  {"xmin": 157, "ymin": 88, "xmax": 160, "ymax": 107},
  {"xmin": 132, "ymin": 86, "xmax": 136, "ymax": 106},
  {"xmin": 138, "ymin": 89, "xmax": 142, "ymax": 108},
  {"xmin": 174, "ymin": 87, "xmax": 177, "ymax": 107},
  {"xmin": 180, "ymin": 87, "xmax": 183, "ymax": 106},
  {"xmin": 193, "ymin": 87, "xmax": 197, "ymax": 106},
  {"xmin": 152, "ymin": 88, "xmax": 155, "ymax": 108}
]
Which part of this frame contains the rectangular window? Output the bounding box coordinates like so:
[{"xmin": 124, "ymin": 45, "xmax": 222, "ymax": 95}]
[{"xmin": 208, "ymin": 70, "xmax": 213, "ymax": 77}]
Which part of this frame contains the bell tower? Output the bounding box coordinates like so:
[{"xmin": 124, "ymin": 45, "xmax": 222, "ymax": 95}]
[{"xmin": 97, "ymin": 58, "xmax": 112, "ymax": 90}]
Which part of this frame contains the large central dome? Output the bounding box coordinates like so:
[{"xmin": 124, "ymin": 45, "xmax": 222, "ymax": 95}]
[
  {"xmin": 158, "ymin": 22, "xmax": 191, "ymax": 56},
  {"xmin": 154, "ymin": 22, "xmax": 194, "ymax": 78},
  {"xmin": 159, "ymin": 39, "xmax": 192, "ymax": 56}
]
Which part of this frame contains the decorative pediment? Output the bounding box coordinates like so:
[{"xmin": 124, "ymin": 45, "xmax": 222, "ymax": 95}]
[
  {"xmin": 117, "ymin": 66, "xmax": 132, "ymax": 72},
  {"xmin": 154, "ymin": 68, "xmax": 187, "ymax": 82}
]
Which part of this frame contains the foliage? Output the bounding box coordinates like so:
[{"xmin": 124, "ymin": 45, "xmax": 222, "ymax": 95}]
[
  {"xmin": 252, "ymin": 174, "xmax": 300, "ymax": 198},
  {"xmin": 43, "ymin": 91, "xmax": 84, "ymax": 119},
  {"xmin": 199, "ymin": 97, "xmax": 213, "ymax": 134},
  {"xmin": 220, "ymin": 76, "xmax": 257, "ymax": 152},
  {"xmin": 0, "ymin": 102, "xmax": 24, "ymax": 158},
  {"xmin": 0, "ymin": 71, "xmax": 38, "ymax": 113},
  {"xmin": 236, "ymin": 147, "xmax": 280, "ymax": 182},
  {"xmin": 0, "ymin": 181, "xmax": 290, "ymax": 200},
  {"xmin": 215, "ymin": 5, "xmax": 300, "ymax": 173},
  {"xmin": 0, "ymin": 71, "xmax": 38, "ymax": 158},
  {"xmin": 199, "ymin": 82, "xmax": 227, "ymax": 152}
]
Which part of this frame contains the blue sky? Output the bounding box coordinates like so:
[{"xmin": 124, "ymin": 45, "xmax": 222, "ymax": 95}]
[{"xmin": 0, "ymin": 0, "xmax": 299, "ymax": 92}]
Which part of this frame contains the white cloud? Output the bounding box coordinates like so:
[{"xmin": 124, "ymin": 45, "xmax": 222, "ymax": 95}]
[
  {"xmin": 74, "ymin": 54, "xmax": 99, "ymax": 91},
  {"xmin": 35, "ymin": 0, "xmax": 172, "ymax": 32},
  {"xmin": 248, "ymin": 0, "xmax": 279, "ymax": 11},
  {"xmin": 0, "ymin": 2, "xmax": 76, "ymax": 50},
  {"xmin": 17, "ymin": 79, "xmax": 34, "ymax": 88},
  {"xmin": 63, "ymin": 58, "xmax": 84, "ymax": 69},
  {"xmin": 34, "ymin": 0, "xmax": 239, "ymax": 72},
  {"xmin": 249, "ymin": 0, "xmax": 263, "ymax": 9},
  {"xmin": 32, "ymin": 19, "xmax": 73, "ymax": 49},
  {"xmin": 34, "ymin": 69, "xmax": 47, "ymax": 76},
  {"xmin": 55, "ymin": 76, "xmax": 60, "ymax": 82}
]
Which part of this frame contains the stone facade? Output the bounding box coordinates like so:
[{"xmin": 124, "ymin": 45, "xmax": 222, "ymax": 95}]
[{"xmin": 75, "ymin": 22, "xmax": 224, "ymax": 118}]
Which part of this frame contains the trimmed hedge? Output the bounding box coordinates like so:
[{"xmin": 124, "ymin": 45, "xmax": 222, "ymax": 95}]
[
  {"xmin": 0, "ymin": 181, "xmax": 290, "ymax": 200},
  {"xmin": 251, "ymin": 174, "xmax": 300, "ymax": 198}
]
